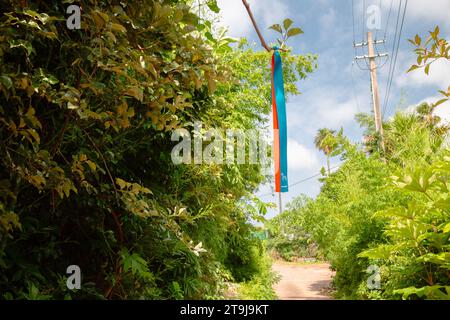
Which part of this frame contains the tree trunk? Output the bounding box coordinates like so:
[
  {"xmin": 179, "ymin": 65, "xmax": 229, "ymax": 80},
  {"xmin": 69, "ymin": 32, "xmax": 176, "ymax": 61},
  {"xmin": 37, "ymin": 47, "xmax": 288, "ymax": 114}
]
[{"xmin": 327, "ymin": 156, "xmax": 330, "ymax": 176}]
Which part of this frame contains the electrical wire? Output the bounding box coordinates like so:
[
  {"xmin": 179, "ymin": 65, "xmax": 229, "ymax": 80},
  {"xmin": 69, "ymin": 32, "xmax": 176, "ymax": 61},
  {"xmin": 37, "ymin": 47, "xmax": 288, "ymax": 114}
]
[
  {"xmin": 361, "ymin": 0, "xmax": 371, "ymax": 69},
  {"xmin": 384, "ymin": 0, "xmax": 394, "ymax": 40},
  {"xmin": 374, "ymin": 0, "xmax": 382, "ymax": 40},
  {"xmin": 372, "ymin": 0, "xmax": 394, "ymax": 110},
  {"xmin": 352, "ymin": 0, "xmax": 356, "ymax": 46},
  {"xmin": 382, "ymin": 0, "xmax": 402, "ymax": 118},
  {"xmin": 376, "ymin": 0, "xmax": 396, "ymax": 72},
  {"xmin": 256, "ymin": 165, "xmax": 342, "ymax": 198},
  {"xmin": 351, "ymin": 61, "xmax": 363, "ymax": 113},
  {"xmin": 352, "ymin": 0, "xmax": 371, "ymax": 71},
  {"xmin": 362, "ymin": 0, "xmax": 366, "ymax": 44},
  {"xmin": 383, "ymin": 0, "xmax": 408, "ymax": 119}
]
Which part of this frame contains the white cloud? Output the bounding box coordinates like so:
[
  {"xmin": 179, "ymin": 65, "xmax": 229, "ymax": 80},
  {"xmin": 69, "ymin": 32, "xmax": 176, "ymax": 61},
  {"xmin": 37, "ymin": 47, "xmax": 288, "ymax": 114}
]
[
  {"xmin": 319, "ymin": 8, "xmax": 336, "ymax": 31},
  {"xmin": 286, "ymin": 111, "xmax": 304, "ymax": 129},
  {"xmin": 396, "ymin": 57, "xmax": 450, "ymax": 88},
  {"xmin": 216, "ymin": 0, "xmax": 253, "ymax": 37},
  {"xmin": 286, "ymin": 85, "xmax": 361, "ymax": 139},
  {"xmin": 406, "ymin": 0, "xmax": 450, "ymax": 27},
  {"xmin": 287, "ymin": 139, "xmax": 320, "ymax": 171},
  {"xmin": 316, "ymin": 99, "xmax": 359, "ymax": 128},
  {"xmin": 436, "ymin": 104, "xmax": 450, "ymax": 125}
]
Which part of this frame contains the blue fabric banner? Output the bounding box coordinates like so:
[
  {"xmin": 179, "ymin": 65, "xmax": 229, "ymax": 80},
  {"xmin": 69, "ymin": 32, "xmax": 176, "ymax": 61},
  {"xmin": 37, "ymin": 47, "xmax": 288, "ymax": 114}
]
[{"xmin": 271, "ymin": 48, "xmax": 289, "ymax": 193}]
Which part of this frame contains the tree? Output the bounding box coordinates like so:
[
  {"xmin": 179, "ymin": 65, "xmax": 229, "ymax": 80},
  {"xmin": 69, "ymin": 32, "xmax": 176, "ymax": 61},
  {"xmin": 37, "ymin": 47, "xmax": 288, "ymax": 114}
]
[
  {"xmin": 0, "ymin": 0, "xmax": 317, "ymax": 299},
  {"xmin": 314, "ymin": 128, "xmax": 342, "ymax": 175},
  {"xmin": 408, "ymin": 26, "xmax": 450, "ymax": 109}
]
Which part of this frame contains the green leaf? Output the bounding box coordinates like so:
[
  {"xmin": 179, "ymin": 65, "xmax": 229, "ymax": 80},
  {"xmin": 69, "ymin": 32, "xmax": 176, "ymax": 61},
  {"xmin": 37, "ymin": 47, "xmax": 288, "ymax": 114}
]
[
  {"xmin": 9, "ymin": 40, "xmax": 34, "ymax": 56},
  {"xmin": 443, "ymin": 222, "xmax": 450, "ymax": 234},
  {"xmin": 415, "ymin": 34, "xmax": 421, "ymax": 46},
  {"xmin": 173, "ymin": 9, "xmax": 184, "ymax": 22},
  {"xmin": 417, "ymin": 253, "xmax": 450, "ymax": 268},
  {"xmin": 67, "ymin": 101, "xmax": 79, "ymax": 110},
  {"xmin": 407, "ymin": 65, "xmax": 420, "ymax": 73},
  {"xmin": 44, "ymin": 75, "xmax": 59, "ymax": 85},
  {"xmin": 0, "ymin": 75, "xmax": 13, "ymax": 89},
  {"xmin": 269, "ymin": 24, "xmax": 282, "ymax": 34},
  {"xmin": 287, "ymin": 27, "xmax": 304, "ymax": 38},
  {"xmin": 125, "ymin": 87, "xmax": 143, "ymax": 102},
  {"xmin": 434, "ymin": 98, "xmax": 448, "ymax": 108},
  {"xmin": 28, "ymin": 129, "xmax": 40, "ymax": 144},
  {"xmin": 283, "ymin": 18, "xmax": 293, "ymax": 30},
  {"xmin": 358, "ymin": 244, "xmax": 398, "ymax": 260},
  {"xmin": 120, "ymin": 249, "xmax": 153, "ymax": 280},
  {"xmin": 110, "ymin": 23, "xmax": 127, "ymax": 33},
  {"xmin": 396, "ymin": 285, "xmax": 450, "ymax": 300},
  {"xmin": 207, "ymin": 0, "xmax": 220, "ymax": 13},
  {"xmin": 116, "ymin": 178, "xmax": 127, "ymax": 189},
  {"xmin": 36, "ymin": 69, "xmax": 59, "ymax": 85},
  {"xmin": 86, "ymin": 160, "xmax": 97, "ymax": 171},
  {"xmin": 205, "ymin": 31, "xmax": 214, "ymax": 42},
  {"xmin": 432, "ymin": 26, "xmax": 440, "ymax": 39}
]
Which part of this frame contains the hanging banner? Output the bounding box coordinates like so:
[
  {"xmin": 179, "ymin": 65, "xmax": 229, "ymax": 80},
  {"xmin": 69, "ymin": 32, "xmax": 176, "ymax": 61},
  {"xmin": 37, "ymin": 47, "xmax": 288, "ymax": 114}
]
[{"xmin": 271, "ymin": 47, "xmax": 288, "ymax": 193}]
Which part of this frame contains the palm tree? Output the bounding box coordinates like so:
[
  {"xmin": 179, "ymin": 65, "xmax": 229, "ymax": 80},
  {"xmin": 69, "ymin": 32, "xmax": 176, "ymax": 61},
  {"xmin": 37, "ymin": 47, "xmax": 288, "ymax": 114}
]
[
  {"xmin": 416, "ymin": 103, "xmax": 437, "ymax": 126},
  {"xmin": 314, "ymin": 128, "xmax": 338, "ymax": 176}
]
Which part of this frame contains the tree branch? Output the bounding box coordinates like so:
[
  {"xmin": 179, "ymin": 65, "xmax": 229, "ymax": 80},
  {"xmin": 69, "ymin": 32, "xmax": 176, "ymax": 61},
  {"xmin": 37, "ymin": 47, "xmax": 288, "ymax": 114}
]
[{"xmin": 242, "ymin": 0, "xmax": 271, "ymax": 52}]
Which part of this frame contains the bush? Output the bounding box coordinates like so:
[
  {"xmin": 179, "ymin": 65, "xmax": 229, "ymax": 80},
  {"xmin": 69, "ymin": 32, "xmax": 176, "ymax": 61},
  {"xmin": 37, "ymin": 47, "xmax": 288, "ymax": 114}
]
[
  {"xmin": 266, "ymin": 195, "xmax": 319, "ymax": 262},
  {"xmin": 0, "ymin": 0, "xmax": 316, "ymax": 299},
  {"xmin": 284, "ymin": 110, "xmax": 449, "ymax": 299},
  {"xmin": 237, "ymin": 245, "xmax": 279, "ymax": 300}
]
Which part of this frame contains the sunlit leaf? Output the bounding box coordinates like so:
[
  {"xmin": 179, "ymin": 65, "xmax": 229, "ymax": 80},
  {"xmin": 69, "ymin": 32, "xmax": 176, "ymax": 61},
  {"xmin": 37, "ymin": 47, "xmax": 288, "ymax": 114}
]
[{"xmin": 287, "ymin": 27, "xmax": 304, "ymax": 37}]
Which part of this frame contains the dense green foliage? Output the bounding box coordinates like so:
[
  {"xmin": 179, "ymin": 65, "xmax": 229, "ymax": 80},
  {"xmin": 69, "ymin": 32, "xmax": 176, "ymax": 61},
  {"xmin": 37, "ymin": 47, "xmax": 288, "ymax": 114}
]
[
  {"xmin": 0, "ymin": 0, "xmax": 315, "ymax": 299},
  {"xmin": 266, "ymin": 195, "xmax": 318, "ymax": 261},
  {"xmin": 266, "ymin": 25, "xmax": 450, "ymax": 300},
  {"xmin": 275, "ymin": 109, "xmax": 449, "ymax": 299},
  {"xmin": 359, "ymin": 149, "xmax": 450, "ymax": 299},
  {"xmin": 236, "ymin": 247, "xmax": 279, "ymax": 300}
]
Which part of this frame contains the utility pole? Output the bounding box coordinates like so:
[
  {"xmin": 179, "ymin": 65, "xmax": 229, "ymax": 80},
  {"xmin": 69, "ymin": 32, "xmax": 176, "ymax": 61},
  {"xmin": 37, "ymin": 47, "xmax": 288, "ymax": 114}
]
[
  {"xmin": 354, "ymin": 32, "xmax": 387, "ymax": 153},
  {"xmin": 278, "ymin": 192, "xmax": 283, "ymax": 215}
]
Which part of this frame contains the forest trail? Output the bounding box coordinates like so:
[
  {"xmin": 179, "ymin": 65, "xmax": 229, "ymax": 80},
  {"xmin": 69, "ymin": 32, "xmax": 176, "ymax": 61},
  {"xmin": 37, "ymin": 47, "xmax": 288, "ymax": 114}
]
[{"xmin": 272, "ymin": 262, "xmax": 334, "ymax": 300}]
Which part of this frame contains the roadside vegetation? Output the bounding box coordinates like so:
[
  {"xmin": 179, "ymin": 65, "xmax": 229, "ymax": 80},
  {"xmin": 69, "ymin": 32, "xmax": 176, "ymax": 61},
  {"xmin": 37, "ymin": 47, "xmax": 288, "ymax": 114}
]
[
  {"xmin": 266, "ymin": 26, "xmax": 450, "ymax": 300},
  {"xmin": 0, "ymin": 0, "xmax": 316, "ymax": 299}
]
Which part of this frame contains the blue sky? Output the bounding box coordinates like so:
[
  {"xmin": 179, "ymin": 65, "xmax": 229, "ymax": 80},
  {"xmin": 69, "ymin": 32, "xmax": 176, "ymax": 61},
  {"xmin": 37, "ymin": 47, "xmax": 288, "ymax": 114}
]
[{"xmin": 216, "ymin": 0, "xmax": 450, "ymax": 218}]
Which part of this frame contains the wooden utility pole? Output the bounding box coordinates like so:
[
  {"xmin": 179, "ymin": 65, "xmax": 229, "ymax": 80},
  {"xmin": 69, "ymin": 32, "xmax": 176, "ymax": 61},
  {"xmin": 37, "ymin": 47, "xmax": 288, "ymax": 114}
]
[
  {"xmin": 367, "ymin": 32, "xmax": 385, "ymax": 152},
  {"xmin": 354, "ymin": 32, "xmax": 387, "ymax": 153},
  {"xmin": 278, "ymin": 192, "xmax": 283, "ymax": 215}
]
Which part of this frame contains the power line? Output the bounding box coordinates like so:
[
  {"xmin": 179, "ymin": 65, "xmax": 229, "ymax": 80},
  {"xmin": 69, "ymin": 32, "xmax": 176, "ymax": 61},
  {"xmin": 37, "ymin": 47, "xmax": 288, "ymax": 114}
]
[
  {"xmin": 383, "ymin": 0, "xmax": 408, "ymax": 119},
  {"xmin": 257, "ymin": 164, "xmax": 342, "ymax": 198},
  {"xmin": 390, "ymin": 0, "xmax": 408, "ymax": 112},
  {"xmin": 376, "ymin": 0, "xmax": 394, "ymax": 74},
  {"xmin": 352, "ymin": 0, "xmax": 356, "ymax": 45},
  {"xmin": 374, "ymin": 0, "xmax": 382, "ymax": 40},
  {"xmin": 384, "ymin": 0, "xmax": 394, "ymax": 40},
  {"xmin": 374, "ymin": 0, "xmax": 391, "ymax": 70},
  {"xmin": 351, "ymin": 61, "xmax": 363, "ymax": 113},
  {"xmin": 362, "ymin": 0, "xmax": 366, "ymax": 44},
  {"xmin": 290, "ymin": 171, "xmax": 323, "ymax": 187},
  {"xmin": 353, "ymin": 0, "xmax": 394, "ymax": 72},
  {"xmin": 382, "ymin": 0, "xmax": 402, "ymax": 118},
  {"xmin": 352, "ymin": 0, "xmax": 371, "ymax": 71}
]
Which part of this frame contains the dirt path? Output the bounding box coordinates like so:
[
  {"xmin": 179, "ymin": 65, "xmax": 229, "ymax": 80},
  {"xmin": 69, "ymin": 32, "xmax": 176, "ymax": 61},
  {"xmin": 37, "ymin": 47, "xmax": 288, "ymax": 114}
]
[{"xmin": 272, "ymin": 261, "xmax": 334, "ymax": 300}]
